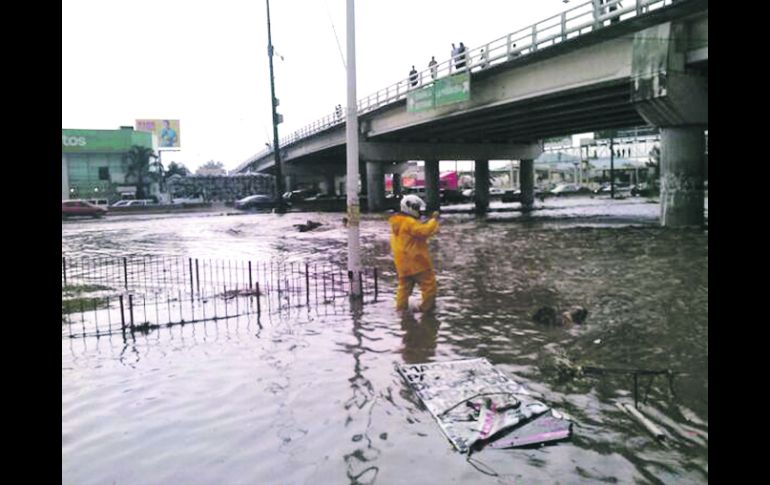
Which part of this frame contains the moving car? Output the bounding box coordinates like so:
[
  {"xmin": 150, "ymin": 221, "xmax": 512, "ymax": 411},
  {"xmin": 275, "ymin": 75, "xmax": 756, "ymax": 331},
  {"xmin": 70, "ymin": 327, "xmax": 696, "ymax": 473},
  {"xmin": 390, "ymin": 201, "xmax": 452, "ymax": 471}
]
[
  {"xmin": 62, "ymin": 200, "xmax": 108, "ymax": 219},
  {"xmin": 235, "ymin": 194, "xmax": 275, "ymax": 210}
]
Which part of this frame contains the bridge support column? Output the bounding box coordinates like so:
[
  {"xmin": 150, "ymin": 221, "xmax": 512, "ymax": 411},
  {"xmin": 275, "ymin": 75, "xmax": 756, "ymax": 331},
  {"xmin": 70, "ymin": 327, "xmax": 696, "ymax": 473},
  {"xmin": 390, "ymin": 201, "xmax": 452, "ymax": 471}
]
[
  {"xmin": 392, "ymin": 173, "xmax": 402, "ymax": 196},
  {"xmin": 366, "ymin": 161, "xmax": 385, "ymax": 212},
  {"xmin": 660, "ymin": 126, "xmax": 706, "ymax": 227},
  {"xmin": 323, "ymin": 173, "xmax": 336, "ymax": 196},
  {"xmin": 474, "ymin": 160, "xmax": 490, "ymax": 214},
  {"xmin": 424, "ymin": 159, "xmax": 440, "ymax": 212},
  {"xmin": 520, "ymin": 159, "xmax": 535, "ymax": 211},
  {"xmin": 284, "ymin": 175, "xmax": 294, "ymax": 193}
]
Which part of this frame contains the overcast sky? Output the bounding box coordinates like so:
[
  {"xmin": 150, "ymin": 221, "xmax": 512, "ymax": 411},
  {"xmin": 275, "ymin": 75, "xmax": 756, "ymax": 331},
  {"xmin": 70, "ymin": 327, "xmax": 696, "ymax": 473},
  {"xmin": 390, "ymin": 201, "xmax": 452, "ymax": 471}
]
[{"xmin": 62, "ymin": 0, "xmax": 579, "ymax": 172}]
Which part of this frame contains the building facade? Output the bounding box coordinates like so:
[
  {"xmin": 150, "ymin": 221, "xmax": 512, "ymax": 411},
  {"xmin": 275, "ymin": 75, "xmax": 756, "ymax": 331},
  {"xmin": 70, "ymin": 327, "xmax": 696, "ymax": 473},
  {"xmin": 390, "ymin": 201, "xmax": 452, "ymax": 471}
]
[{"xmin": 62, "ymin": 127, "xmax": 153, "ymax": 200}]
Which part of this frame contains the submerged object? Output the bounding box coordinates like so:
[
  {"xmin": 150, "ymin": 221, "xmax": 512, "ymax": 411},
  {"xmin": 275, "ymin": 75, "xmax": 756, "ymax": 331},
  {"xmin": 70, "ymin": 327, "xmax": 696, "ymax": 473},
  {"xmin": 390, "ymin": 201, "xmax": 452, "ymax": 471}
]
[
  {"xmin": 397, "ymin": 358, "xmax": 572, "ymax": 453},
  {"xmin": 616, "ymin": 402, "xmax": 666, "ymax": 441},
  {"xmin": 294, "ymin": 220, "xmax": 322, "ymax": 232}
]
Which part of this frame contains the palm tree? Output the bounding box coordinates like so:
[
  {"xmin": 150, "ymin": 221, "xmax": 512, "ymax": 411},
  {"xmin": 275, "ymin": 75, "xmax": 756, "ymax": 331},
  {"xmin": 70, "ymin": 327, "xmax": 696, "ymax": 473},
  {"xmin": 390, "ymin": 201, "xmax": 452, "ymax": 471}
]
[{"xmin": 124, "ymin": 145, "xmax": 160, "ymax": 199}]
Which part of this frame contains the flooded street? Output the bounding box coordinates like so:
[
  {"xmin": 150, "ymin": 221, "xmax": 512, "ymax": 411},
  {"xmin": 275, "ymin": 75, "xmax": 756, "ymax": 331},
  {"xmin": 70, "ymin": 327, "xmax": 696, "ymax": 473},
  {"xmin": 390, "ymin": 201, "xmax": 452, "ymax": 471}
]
[{"xmin": 62, "ymin": 196, "xmax": 708, "ymax": 484}]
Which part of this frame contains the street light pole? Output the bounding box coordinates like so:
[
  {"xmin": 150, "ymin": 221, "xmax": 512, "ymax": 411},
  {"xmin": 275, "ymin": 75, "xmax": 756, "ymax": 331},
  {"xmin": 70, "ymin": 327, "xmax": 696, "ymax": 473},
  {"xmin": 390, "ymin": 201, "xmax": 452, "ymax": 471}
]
[
  {"xmin": 346, "ymin": 0, "xmax": 362, "ymax": 298},
  {"xmin": 266, "ymin": 0, "xmax": 286, "ymax": 213}
]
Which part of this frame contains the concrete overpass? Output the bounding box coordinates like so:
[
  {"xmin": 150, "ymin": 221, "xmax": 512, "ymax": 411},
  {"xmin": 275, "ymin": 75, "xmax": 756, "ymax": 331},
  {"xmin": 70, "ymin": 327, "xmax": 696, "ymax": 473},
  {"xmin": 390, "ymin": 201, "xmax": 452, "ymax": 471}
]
[{"xmin": 236, "ymin": 0, "xmax": 708, "ymax": 227}]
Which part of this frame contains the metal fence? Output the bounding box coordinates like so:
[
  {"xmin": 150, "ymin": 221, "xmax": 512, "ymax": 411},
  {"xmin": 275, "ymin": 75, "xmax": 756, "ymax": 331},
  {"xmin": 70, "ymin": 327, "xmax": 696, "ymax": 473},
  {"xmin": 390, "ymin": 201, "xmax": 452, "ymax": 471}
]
[{"xmin": 62, "ymin": 256, "xmax": 379, "ymax": 339}]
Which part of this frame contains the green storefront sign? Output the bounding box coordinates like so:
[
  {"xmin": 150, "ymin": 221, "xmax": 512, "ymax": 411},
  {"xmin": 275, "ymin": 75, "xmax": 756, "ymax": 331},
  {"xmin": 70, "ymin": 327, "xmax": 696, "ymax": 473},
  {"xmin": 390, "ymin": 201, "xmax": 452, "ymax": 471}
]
[
  {"xmin": 61, "ymin": 129, "xmax": 153, "ymax": 153},
  {"xmin": 407, "ymin": 72, "xmax": 471, "ymax": 113}
]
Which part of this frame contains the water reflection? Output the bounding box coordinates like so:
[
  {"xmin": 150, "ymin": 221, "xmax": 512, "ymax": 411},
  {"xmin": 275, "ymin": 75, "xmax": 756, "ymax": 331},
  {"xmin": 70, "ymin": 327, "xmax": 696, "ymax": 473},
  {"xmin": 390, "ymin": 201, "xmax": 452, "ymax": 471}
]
[
  {"xmin": 399, "ymin": 312, "xmax": 440, "ymax": 364},
  {"xmin": 343, "ymin": 299, "xmax": 380, "ymax": 485}
]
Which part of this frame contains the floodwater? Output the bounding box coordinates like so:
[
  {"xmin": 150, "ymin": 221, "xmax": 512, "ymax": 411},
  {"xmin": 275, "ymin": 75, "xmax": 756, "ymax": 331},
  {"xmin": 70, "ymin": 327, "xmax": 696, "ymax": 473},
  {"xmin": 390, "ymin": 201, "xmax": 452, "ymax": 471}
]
[{"xmin": 62, "ymin": 196, "xmax": 708, "ymax": 484}]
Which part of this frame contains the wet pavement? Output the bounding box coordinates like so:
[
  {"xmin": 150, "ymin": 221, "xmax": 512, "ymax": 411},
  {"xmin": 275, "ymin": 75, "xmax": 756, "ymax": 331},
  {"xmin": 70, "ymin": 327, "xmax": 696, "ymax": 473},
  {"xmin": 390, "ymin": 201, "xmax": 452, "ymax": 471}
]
[{"xmin": 62, "ymin": 196, "xmax": 708, "ymax": 484}]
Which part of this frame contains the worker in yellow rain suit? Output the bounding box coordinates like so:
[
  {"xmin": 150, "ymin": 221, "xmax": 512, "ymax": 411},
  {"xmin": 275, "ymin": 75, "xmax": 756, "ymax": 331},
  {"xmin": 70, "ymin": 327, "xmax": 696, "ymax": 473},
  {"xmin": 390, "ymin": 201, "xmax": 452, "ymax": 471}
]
[{"xmin": 389, "ymin": 194, "xmax": 440, "ymax": 313}]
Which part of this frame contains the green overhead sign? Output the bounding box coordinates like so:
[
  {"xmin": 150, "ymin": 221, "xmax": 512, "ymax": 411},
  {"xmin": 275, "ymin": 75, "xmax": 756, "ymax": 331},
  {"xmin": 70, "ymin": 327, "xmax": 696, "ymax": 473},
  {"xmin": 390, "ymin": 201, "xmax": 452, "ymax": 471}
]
[
  {"xmin": 406, "ymin": 86, "xmax": 435, "ymax": 113},
  {"xmin": 61, "ymin": 129, "xmax": 153, "ymax": 153},
  {"xmin": 435, "ymin": 72, "xmax": 471, "ymax": 106},
  {"xmin": 407, "ymin": 72, "xmax": 470, "ymax": 113}
]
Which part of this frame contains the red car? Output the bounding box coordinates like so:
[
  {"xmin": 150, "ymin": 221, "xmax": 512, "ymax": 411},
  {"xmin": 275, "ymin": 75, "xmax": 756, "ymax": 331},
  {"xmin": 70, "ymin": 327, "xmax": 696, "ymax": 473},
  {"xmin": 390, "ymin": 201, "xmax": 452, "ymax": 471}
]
[{"xmin": 62, "ymin": 200, "xmax": 108, "ymax": 219}]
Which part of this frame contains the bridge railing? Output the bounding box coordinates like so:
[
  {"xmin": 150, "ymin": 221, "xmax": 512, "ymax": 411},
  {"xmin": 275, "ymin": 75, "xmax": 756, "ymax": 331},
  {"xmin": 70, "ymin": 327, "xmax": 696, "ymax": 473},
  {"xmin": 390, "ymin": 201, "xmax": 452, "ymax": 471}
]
[{"xmin": 238, "ymin": 0, "xmax": 675, "ymax": 173}]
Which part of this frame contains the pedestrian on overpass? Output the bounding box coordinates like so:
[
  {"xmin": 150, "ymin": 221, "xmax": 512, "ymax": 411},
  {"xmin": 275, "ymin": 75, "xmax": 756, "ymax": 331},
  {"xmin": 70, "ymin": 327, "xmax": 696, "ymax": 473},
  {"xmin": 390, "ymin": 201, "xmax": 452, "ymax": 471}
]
[
  {"xmin": 409, "ymin": 66, "xmax": 418, "ymax": 87},
  {"xmin": 389, "ymin": 195, "xmax": 440, "ymax": 314},
  {"xmin": 429, "ymin": 56, "xmax": 438, "ymax": 79}
]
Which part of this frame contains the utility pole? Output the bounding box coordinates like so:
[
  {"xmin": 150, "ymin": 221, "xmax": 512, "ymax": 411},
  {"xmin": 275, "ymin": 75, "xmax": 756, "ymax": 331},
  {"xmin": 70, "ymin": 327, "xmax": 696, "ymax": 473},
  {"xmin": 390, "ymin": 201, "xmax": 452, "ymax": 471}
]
[
  {"xmin": 610, "ymin": 135, "xmax": 615, "ymax": 199},
  {"xmin": 346, "ymin": 0, "xmax": 362, "ymax": 298},
  {"xmin": 266, "ymin": 0, "xmax": 286, "ymax": 213}
]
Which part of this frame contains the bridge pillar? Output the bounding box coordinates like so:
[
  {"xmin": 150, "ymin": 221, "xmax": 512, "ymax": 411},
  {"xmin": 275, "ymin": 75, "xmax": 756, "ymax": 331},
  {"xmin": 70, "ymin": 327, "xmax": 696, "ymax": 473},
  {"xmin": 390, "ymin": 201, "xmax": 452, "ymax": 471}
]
[
  {"xmin": 520, "ymin": 159, "xmax": 535, "ymax": 211},
  {"xmin": 284, "ymin": 175, "xmax": 294, "ymax": 192},
  {"xmin": 660, "ymin": 126, "xmax": 706, "ymax": 228},
  {"xmin": 366, "ymin": 161, "xmax": 385, "ymax": 212},
  {"xmin": 392, "ymin": 173, "xmax": 402, "ymax": 196},
  {"xmin": 424, "ymin": 159, "xmax": 440, "ymax": 212},
  {"xmin": 474, "ymin": 160, "xmax": 490, "ymax": 214},
  {"xmin": 323, "ymin": 173, "xmax": 336, "ymax": 196}
]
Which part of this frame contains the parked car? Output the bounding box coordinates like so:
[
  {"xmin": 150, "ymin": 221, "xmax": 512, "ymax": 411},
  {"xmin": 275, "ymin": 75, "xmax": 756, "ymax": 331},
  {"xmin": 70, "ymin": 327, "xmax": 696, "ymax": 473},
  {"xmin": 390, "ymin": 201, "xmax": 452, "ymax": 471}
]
[
  {"xmin": 87, "ymin": 198, "xmax": 109, "ymax": 207},
  {"xmin": 110, "ymin": 200, "xmax": 131, "ymax": 207},
  {"xmin": 501, "ymin": 189, "xmax": 521, "ymax": 202},
  {"xmin": 124, "ymin": 199, "xmax": 156, "ymax": 207},
  {"xmin": 550, "ymin": 183, "xmax": 580, "ymax": 195},
  {"xmin": 62, "ymin": 200, "xmax": 107, "ymax": 219},
  {"xmin": 172, "ymin": 196, "xmax": 204, "ymax": 204},
  {"xmin": 630, "ymin": 183, "xmax": 652, "ymax": 197},
  {"xmin": 489, "ymin": 187, "xmax": 506, "ymax": 198},
  {"xmin": 282, "ymin": 189, "xmax": 317, "ymax": 203},
  {"xmin": 235, "ymin": 194, "xmax": 275, "ymax": 210}
]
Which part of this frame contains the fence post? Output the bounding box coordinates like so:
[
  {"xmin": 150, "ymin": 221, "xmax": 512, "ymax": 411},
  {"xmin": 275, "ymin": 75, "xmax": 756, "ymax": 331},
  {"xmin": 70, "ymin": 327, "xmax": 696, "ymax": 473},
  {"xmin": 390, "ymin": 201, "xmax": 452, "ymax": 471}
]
[
  {"xmin": 189, "ymin": 258, "xmax": 194, "ymax": 300},
  {"xmin": 123, "ymin": 257, "xmax": 128, "ymax": 290},
  {"xmin": 195, "ymin": 259, "xmax": 200, "ymax": 297},
  {"xmin": 249, "ymin": 261, "xmax": 253, "ymax": 290},
  {"xmin": 128, "ymin": 294, "xmax": 135, "ymax": 331},
  {"xmin": 119, "ymin": 295, "xmax": 126, "ymax": 332},
  {"xmin": 63, "ymin": 257, "xmax": 67, "ymax": 287},
  {"xmin": 256, "ymin": 282, "xmax": 261, "ymax": 316},
  {"xmin": 305, "ymin": 263, "xmax": 310, "ymax": 305},
  {"xmin": 374, "ymin": 267, "xmax": 378, "ymax": 301}
]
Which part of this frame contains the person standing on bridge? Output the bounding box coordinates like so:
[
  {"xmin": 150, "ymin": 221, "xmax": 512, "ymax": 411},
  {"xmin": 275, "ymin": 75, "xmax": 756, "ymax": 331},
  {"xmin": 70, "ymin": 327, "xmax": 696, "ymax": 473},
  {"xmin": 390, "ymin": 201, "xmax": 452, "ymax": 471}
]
[
  {"xmin": 389, "ymin": 195, "xmax": 440, "ymax": 314},
  {"xmin": 429, "ymin": 56, "xmax": 438, "ymax": 79},
  {"xmin": 409, "ymin": 66, "xmax": 418, "ymax": 87},
  {"xmin": 456, "ymin": 42, "xmax": 467, "ymax": 69},
  {"xmin": 479, "ymin": 48, "xmax": 489, "ymax": 69}
]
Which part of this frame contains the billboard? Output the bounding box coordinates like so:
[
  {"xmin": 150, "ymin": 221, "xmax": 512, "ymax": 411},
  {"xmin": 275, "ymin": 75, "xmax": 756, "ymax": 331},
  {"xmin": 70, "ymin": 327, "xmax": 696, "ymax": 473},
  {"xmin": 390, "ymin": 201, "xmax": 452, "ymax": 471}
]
[{"xmin": 136, "ymin": 119, "xmax": 181, "ymax": 149}]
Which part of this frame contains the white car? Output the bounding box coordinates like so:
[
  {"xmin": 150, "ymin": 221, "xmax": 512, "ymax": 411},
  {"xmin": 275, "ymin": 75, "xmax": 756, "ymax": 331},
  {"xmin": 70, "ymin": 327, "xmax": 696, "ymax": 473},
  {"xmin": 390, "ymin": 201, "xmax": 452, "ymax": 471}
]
[{"xmin": 550, "ymin": 184, "xmax": 580, "ymax": 195}]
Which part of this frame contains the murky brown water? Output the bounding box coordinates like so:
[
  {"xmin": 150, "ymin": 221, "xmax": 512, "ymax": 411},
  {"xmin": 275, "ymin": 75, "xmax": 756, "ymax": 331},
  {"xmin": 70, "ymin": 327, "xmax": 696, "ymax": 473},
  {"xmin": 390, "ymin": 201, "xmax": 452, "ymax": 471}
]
[{"xmin": 62, "ymin": 197, "xmax": 708, "ymax": 484}]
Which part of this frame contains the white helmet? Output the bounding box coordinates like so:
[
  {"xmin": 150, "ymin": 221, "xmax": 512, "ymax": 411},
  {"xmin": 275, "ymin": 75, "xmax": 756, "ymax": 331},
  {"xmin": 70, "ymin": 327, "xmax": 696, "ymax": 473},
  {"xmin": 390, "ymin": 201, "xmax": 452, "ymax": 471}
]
[{"xmin": 400, "ymin": 194, "xmax": 425, "ymax": 217}]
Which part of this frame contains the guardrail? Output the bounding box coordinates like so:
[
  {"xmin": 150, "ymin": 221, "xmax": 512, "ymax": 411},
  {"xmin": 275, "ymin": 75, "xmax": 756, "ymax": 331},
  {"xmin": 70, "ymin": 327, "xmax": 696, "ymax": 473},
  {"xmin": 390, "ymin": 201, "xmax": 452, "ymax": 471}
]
[{"xmin": 236, "ymin": 0, "xmax": 675, "ymax": 173}]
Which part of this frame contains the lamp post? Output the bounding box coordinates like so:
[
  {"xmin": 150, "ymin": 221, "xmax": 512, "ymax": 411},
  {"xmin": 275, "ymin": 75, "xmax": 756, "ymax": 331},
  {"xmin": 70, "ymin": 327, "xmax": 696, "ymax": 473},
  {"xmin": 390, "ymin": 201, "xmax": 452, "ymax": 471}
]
[{"xmin": 266, "ymin": 0, "xmax": 286, "ymax": 213}]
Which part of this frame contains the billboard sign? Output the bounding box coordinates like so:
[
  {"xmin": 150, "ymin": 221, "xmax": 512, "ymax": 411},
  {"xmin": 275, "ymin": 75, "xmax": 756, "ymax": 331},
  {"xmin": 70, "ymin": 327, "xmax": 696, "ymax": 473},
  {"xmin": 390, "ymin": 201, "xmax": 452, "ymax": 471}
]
[{"xmin": 136, "ymin": 119, "xmax": 181, "ymax": 149}]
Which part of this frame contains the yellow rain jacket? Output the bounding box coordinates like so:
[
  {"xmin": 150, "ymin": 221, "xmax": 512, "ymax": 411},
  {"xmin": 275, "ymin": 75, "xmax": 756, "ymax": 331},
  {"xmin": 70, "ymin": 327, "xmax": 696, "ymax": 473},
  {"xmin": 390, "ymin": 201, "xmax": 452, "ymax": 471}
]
[{"xmin": 389, "ymin": 213, "xmax": 439, "ymax": 278}]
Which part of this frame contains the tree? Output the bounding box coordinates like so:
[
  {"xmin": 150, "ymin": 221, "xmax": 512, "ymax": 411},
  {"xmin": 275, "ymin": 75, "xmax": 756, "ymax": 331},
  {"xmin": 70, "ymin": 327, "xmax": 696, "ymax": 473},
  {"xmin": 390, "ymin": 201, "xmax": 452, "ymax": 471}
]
[
  {"xmin": 165, "ymin": 161, "xmax": 190, "ymax": 179},
  {"xmin": 646, "ymin": 145, "xmax": 661, "ymax": 193},
  {"xmin": 124, "ymin": 145, "xmax": 160, "ymax": 199},
  {"xmin": 196, "ymin": 160, "xmax": 226, "ymax": 175}
]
